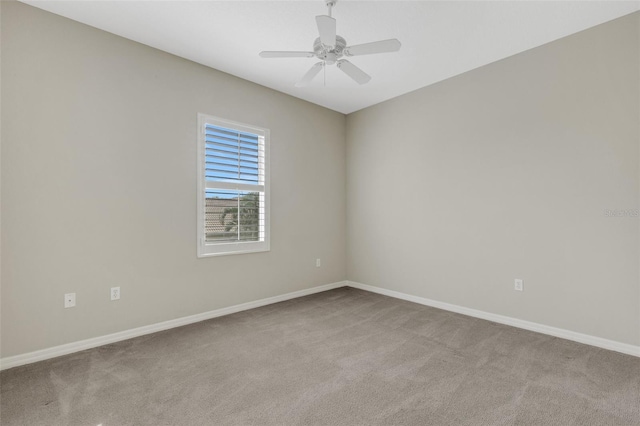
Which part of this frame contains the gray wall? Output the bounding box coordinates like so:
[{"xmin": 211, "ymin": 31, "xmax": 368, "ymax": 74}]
[
  {"xmin": 2, "ymin": 2, "xmax": 638, "ymax": 359},
  {"xmin": 346, "ymin": 13, "xmax": 640, "ymax": 346},
  {"xmin": 1, "ymin": 2, "xmax": 346, "ymax": 357}
]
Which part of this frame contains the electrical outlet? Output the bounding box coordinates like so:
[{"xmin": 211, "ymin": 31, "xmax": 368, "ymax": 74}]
[
  {"xmin": 316, "ymin": 258, "xmax": 321, "ymax": 267},
  {"xmin": 111, "ymin": 287, "xmax": 121, "ymax": 301},
  {"xmin": 64, "ymin": 293, "xmax": 76, "ymax": 308},
  {"xmin": 514, "ymin": 279, "xmax": 524, "ymax": 292}
]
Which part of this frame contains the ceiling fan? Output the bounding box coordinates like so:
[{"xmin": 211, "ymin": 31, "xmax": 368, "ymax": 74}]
[{"xmin": 259, "ymin": 0, "xmax": 401, "ymax": 87}]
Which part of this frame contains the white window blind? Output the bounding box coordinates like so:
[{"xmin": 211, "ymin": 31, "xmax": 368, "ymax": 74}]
[
  {"xmin": 197, "ymin": 114, "xmax": 269, "ymax": 257},
  {"xmin": 205, "ymin": 125, "xmax": 262, "ymax": 186}
]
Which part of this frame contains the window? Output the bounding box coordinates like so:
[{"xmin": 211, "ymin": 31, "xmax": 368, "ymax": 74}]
[{"xmin": 197, "ymin": 114, "xmax": 269, "ymax": 257}]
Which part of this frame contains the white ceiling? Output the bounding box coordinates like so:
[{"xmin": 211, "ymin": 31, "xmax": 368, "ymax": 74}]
[{"xmin": 21, "ymin": 0, "xmax": 640, "ymax": 114}]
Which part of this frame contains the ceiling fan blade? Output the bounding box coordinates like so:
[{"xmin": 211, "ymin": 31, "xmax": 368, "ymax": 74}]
[
  {"xmin": 337, "ymin": 60, "xmax": 371, "ymax": 85},
  {"xmin": 344, "ymin": 39, "xmax": 401, "ymax": 57},
  {"xmin": 259, "ymin": 51, "xmax": 315, "ymax": 58},
  {"xmin": 295, "ymin": 62, "xmax": 324, "ymax": 87},
  {"xmin": 316, "ymin": 15, "xmax": 336, "ymax": 47}
]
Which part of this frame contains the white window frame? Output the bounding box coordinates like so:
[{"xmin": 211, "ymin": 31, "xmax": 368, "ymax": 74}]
[{"xmin": 197, "ymin": 113, "xmax": 270, "ymax": 257}]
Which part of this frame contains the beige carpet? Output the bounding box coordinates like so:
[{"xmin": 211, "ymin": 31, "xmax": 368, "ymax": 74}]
[{"xmin": 1, "ymin": 287, "xmax": 639, "ymax": 425}]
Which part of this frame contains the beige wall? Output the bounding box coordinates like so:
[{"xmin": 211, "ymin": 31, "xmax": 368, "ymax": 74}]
[
  {"xmin": 1, "ymin": 2, "xmax": 346, "ymax": 357},
  {"xmin": 2, "ymin": 2, "xmax": 638, "ymax": 360},
  {"xmin": 347, "ymin": 13, "xmax": 640, "ymax": 345}
]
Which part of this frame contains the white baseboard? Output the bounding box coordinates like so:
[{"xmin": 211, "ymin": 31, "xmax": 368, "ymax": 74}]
[
  {"xmin": 0, "ymin": 281, "xmax": 347, "ymax": 371},
  {"xmin": 347, "ymin": 281, "xmax": 640, "ymax": 358},
  {"xmin": 3, "ymin": 279, "xmax": 637, "ymax": 370}
]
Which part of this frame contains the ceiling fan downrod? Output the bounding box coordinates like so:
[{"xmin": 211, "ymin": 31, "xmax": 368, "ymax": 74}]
[{"xmin": 326, "ymin": 0, "xmax": 336, "ymax": 18}]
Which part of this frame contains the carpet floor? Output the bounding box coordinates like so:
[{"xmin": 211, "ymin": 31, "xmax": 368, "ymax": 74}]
[{"xmin": 1, "ymin": 287, "xmax": 639, "ymax": 425}]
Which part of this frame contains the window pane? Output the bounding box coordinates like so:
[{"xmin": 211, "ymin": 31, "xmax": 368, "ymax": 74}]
[
  {"xmin": 204, "ymin": 124, "xmax": 262, "ymax": 185},
  {"xmin": 205, "ymin": 190, "xmax": 261, "ymax": 243}
]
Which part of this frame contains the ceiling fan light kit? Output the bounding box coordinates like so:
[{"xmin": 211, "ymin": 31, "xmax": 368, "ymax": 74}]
[{"xmin": 259, "ymin": 0, "xmax": 402, "ymax": 87}]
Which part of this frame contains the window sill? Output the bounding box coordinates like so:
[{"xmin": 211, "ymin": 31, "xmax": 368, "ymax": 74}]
[{"xmin": 197, "ymin": 241, "xmax": 270, "ymax": 258}]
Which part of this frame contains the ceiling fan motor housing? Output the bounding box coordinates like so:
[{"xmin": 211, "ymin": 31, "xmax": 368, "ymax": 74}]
[{"xmin": 314, "ymin": 35, "xmax": 346, "ymax": 64}]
